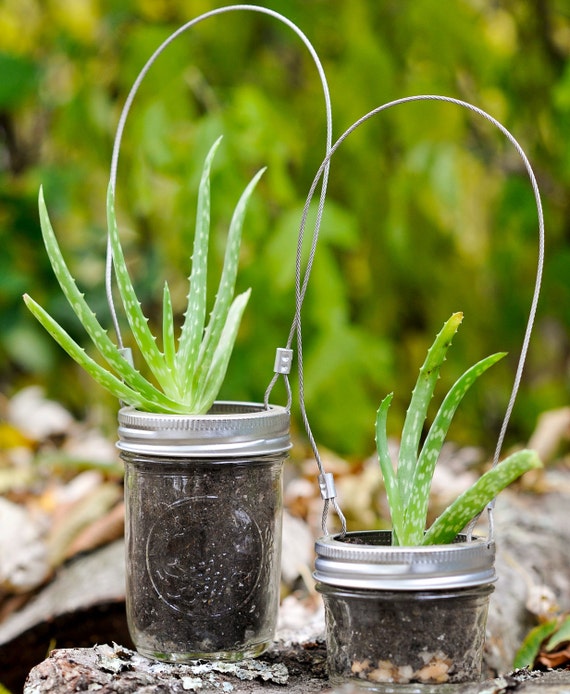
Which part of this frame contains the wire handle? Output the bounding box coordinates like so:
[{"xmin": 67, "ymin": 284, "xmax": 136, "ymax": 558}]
[
  {"xmin": 105, "ymin": 4, "xmax": 333, "ymax": 411},
  {"xmin": 294, "ymin": 95, "xmax": 545, "ymax": 538}
]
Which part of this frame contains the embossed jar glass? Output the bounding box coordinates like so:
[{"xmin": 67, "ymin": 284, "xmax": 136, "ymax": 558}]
[
  {"xmin": 314, "ymin": 531, "xmax": 496, "ymax": 692},
  {"xmin": 118, "ymin": 402, "xmax": 290, "ymax": 663}
]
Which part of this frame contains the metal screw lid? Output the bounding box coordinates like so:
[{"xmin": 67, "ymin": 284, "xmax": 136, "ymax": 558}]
[
  {"xmin": 314, "ymin": 530, "xmax": 496, "ymax": 591},
  {"xmin": 117, "ymin": 402, "xmax": 291, "ymax": 458}
]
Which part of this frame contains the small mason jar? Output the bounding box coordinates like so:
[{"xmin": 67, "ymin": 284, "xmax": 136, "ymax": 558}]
[
  {"xmin": 118, "ymin": 402, "xmax": 290, "ymax": 663},
  {"xmin": 314, "ymin": 530, "xmax": 496, "ymax": 692}
]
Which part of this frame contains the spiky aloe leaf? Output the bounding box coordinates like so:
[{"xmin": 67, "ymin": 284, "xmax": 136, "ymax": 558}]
[
  {"xmin": 193, "ymin": 167, "xmax": 265, "ymax": 395},
  {"xmin": 107, "ymin": 185, "xmax": 179, "ymax": 399},
  {"xmin": 28, "ymin": 138, "xmax": 257, "ymax": 415},
  {"xmin": 398, "ymin": 312, "xmax": 463, "ymax": 505},
  {"xmin": 23, "ymin": 294, "xmax": 184, "ymax": 412},
  {"xmin": 422, "ymin": 449, "xmax": 542, "ymax": 545},
  {"xmin": 375, "ymin": 393, "xmax": 404, "ymax": 544},
  {"xmin": 401, "ymin": 351, "xmax": 506, "ymax": 545},
  {"xmin": 194, "ymin": 289, "xmax": 251, "ymax": 412},
  {"xmin": 162, "ymin": 281, "xmax": 176, "ymax": 374},
  {"xmin": 175, "ymin": 136, "xmax": 222, "ymax": 394},
  {"xmin": 35, "ymin": 188, "xmax": 181, "ymax": 410}
]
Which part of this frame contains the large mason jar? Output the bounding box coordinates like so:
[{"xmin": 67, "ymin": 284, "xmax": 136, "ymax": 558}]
[{"xmin": 118, "ymin": 402, "xmax": 290, "ymax": 663}]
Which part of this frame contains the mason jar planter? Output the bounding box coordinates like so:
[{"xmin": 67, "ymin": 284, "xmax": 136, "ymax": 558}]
[
  {"xmin": 118, "ymin": 402, "xmax": 290, "ymax": 662},
  {"xmin": 314, "ymin": 530, "xmax": 496, "ymax": 692}
]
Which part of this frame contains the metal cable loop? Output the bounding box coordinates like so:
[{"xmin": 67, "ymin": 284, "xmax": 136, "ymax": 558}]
[
  {"xmin": 294, "ymin": 94, "xmax": 544, "ymax": 541},
  {"xmin": 105, "ymin": 4, "xmax": 334, "ymax": 387}
]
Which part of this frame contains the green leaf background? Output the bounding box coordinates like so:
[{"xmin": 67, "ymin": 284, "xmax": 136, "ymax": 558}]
[{"xmin": 1, "ymin": 0, "xmax": 569, "ymax": 454}]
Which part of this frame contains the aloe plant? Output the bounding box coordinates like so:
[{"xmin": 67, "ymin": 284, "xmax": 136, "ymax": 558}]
[
  {"xmin": 375, "ymin": 312, "xmax": 542, "ymax": 546},
  {"xmin": 23, "ymin": 137, "xmax": 264, "ymax": 414}
]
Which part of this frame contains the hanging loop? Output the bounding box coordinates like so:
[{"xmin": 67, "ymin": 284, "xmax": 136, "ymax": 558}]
[
  {"xmin": 294, "ymin": 95, "xmax": 544, "ymax": 540},
  {"xmin": 105, "ymin": 4, "xmax": 333, "ymax": 411}
]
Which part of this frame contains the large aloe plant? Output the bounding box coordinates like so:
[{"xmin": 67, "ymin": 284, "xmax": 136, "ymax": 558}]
[
  {"xmin": 375, "ymin": 312, "xmax": 542, "ymax": 546},
  {"xmin": 23, "ymin": 137, "xmax": 263, "ymax": 414}
]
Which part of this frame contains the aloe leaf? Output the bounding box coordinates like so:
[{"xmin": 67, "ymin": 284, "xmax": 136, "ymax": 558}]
[
  {"xmin": 162, "ymin": 281, "xmax": 176, "ymax": 375},
  {"xmin": 23, "ymin": 294, "xmax": 183, "ymax": 413},
  {"xmin": 401, "ymin": 351, "xmax": 506, "ymax": 545},
  {"xmin": 375, "ymin": 393, "xmax": 404, "ymax": 544},
  {"xmin": 422, "ymin": 449, "xmax": 542, "ymax": 545},
  {"xmin": 192, "ymin": 167, "xmax": 265, "ymax": 396},
  {"xmin": 513, "ymin": 619, "xmax": 558, "ymax": 669},
  {"xmin": 36, "ymin": 188, "xmax": 180, "ymax": 408},
  {"xmin": 398, "ymin": 312, "xmax": 463, "ymax": 506},
  {"xmin": 107, "ymin": 185, "xmax": 179, "ymax": 398},
  {"xmin": 176, "ymin": 136, "xmax": 222, "ymax": 389},
  {"xmin": 194, "ymin": 289, "xmax": 251, "ymax": 413}
]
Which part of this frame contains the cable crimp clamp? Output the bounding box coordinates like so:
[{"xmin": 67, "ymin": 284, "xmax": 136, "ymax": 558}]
[
  {"xmin": 273, "ymin": 348, "xmax": 293, "ymax": 375},
  {"xmin": 119, "ymin": 347, "xmax": 134, "ymax": 367},
  {"xmin": 318, "ymin": 472, "xmax": 337, "ymax": 501}
]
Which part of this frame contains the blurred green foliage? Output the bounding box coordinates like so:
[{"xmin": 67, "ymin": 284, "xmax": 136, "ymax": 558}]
[{"xmin": 1, "ymin": 0, "xmax": 569, "ymax": 457}]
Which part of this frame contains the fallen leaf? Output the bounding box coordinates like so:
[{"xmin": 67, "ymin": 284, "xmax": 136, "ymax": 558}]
[
  {"xmin": 47, "ymin": 483, "xmax": 123, "ymax": 567},
  {"xmin": 537, "ymin": 644, "xmax": 570, "ymax": 668},
  {"xmin": 65, "ymin": 501, "xmax": 125, "ymax": 559}
]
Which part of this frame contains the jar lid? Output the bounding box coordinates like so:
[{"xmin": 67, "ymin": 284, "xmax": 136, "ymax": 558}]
[
  {"xmin": 314, "ymin": 530, "xmax": 496, "ymax": 591},
  {"xmin": 117, "ymin": 402, "xmax": 291, "ymax": 458}
]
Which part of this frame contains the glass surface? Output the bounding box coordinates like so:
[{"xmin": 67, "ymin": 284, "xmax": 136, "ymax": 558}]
[
  {"xmin": 123, "ymin": 452, "xmax": 284, "ymax": 662},
  {"xmin": 318, "ymin": 583, "xmax": 493, "ymax": 692}
]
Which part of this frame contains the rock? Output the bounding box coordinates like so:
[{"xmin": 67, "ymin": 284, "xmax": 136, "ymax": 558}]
[
  {"xmin": 0, "ymin": 497, "xmax": 49, "ymax": 593},
  {"xmin": 485, "ymin": 484, "xmax": 570, "ymax": 676},
  {"xmin": 0, "ymin": 540, "xmax": 128, "ymax": 693}
]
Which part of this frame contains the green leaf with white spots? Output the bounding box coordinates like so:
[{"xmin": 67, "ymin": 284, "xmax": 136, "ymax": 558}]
[
  {"xmin": 23, "ymin": 294, "xmax": 184, "ymax": 412},
  {"xmin": 397, "ymin": 312, "xmax": 463, "ymax": 506},
  {"xmin": 176, "ymin": 136, "xmax": 221, "ymax": 389},
  {"xmin": 375, "ymin": 392, "xmax": 404, "ymax": 544},
  {"xmin": 401, "ymin": 351, "xmax": 506, "ymax": 545},
  {"xmin": 107, "ymin": 185, "xmax": 179, "ymax": 399},
  {"xmin": 195, "ymin": 289, "xmax": 251, "ymax": 412},
  {"xmin": 162, "ymin": 281, "xmax": 176, "ymax": 375},
  {"xmin": 36, "ymin": 187, "xmax": 181, "ymax": 409},
  {"xmin": 28, "ymin": 139, "xmax": 256, "ymax": 414},
  {"xmin": 422, "ymin": 449, "xmax": 542, "ymax": 545},
  {"xmin": 194, "ymin": 166, "xmax": 265, "ymax": 395}
]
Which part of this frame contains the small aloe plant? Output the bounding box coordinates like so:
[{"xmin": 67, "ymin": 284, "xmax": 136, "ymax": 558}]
[
  {"xmin": 375, "ymin": 312, "xmax": 542, "ymax": 546},
  {"xmin": 23, "ymin": 137, "xmax": 263, "ymax": 414}
]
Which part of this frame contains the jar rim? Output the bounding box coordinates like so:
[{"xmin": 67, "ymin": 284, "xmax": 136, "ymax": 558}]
[
  {"xmin": 117, "ymin": 401, "xmax": 291, "ymax": 458},
  {"xmin": 314, "ymin": 530, "xmax": 496, "ymax": 591}
]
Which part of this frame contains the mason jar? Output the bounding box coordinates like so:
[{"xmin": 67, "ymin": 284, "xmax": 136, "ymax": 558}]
[
  {"xmin": 118, "ymin": 402, "xmax": 290, "ymax": 663},
  {"xmin": 314, "ymin": 530, "xmax": 496, "ymax": 692}
]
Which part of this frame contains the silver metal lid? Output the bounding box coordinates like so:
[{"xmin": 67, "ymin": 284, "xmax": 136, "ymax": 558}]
[
  {"xmin": 314, "ymin": 530, "xmax": 496, "ymax": 591},
  {"xmin": 117, "ymin": 401, "xmax": 291, "ymax": 458}
]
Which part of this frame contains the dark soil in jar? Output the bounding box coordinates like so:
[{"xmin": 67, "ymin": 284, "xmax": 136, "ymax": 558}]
[
  {"xmin": 322, "ymin": 585, "xmax": 493, "ymax": 686},
  {"xmin": 123, "ymin": 453, "xmax": 283, "ymax": 657}
]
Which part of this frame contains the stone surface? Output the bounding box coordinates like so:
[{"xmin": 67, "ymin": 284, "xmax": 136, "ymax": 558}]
[{"xmin": 22, "ymin": 644, "xmax": 570, "ymax": 694}]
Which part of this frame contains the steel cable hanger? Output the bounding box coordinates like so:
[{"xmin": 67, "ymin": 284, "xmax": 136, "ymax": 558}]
[
  {"xmin": 104, "ymin": 4, "xmax": 334, "ymax": 411},
  {"xmin": 293, "ymin": 95, "xmax": 544, "ymax": 537}
]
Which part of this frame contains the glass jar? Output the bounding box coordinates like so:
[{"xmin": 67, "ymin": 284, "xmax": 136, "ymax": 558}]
[
  {"xmin": 118, "ymin": 402, "xmax": 290, "ymax": 662},
  {"xmin": 314, "ymin": 531, "xmax": 496, "ymax": 692}
]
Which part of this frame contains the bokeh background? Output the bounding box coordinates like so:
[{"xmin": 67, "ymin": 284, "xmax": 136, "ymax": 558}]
[{"xmin": 1, "ymin": 0, "xmax": 569, "ymax": 459}]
